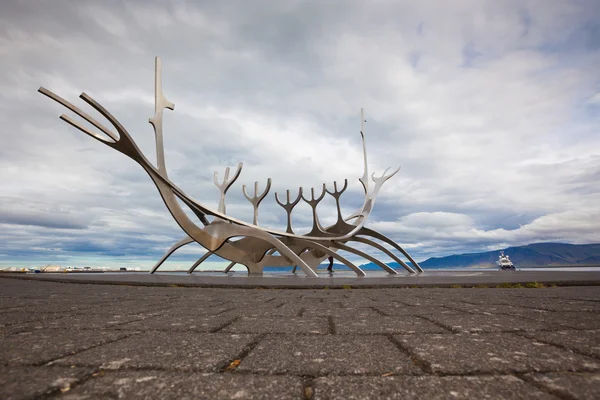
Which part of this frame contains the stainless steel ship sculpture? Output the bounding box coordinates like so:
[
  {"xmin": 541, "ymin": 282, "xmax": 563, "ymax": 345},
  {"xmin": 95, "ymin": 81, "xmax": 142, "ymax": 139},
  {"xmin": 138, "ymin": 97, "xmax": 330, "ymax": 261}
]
[{"xmin": 38, "ymin": 57, "xmax": 423, "ymax": 277}]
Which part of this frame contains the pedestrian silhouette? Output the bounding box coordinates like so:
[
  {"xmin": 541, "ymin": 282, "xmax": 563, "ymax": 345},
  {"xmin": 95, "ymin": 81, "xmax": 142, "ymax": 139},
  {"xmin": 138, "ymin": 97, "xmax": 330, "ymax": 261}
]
[{"xmin": 326, "ymin": 256, "xmax": 334, "ymax": 273}]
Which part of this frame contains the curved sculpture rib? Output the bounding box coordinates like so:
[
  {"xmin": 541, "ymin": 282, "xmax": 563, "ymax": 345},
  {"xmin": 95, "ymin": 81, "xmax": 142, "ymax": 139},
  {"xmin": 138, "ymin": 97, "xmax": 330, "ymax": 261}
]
[
  {"xmin": 223, "ymin": 261, "xmax": 237, "ymax": 273},
  {"xmin": 150, "ymin": 236, "xmax": 194, "ymax": 274},
  {"xmin": 347, "ymin": 236, "xmax": 415, "ymax": 273},
  {"xmin": 329, "ymin": 242, "xmax": 398, "ymax": 275},
  {"xmin": 284, "ymin": 238, "xmax": 366, "ymax": 276},
  {"xmin": 358, "ymin": 227, "xmax": 423, "ymax": 272},
  {"xmin": 187, "ymin": 251, "xmax": 213, "ymax": 274}
]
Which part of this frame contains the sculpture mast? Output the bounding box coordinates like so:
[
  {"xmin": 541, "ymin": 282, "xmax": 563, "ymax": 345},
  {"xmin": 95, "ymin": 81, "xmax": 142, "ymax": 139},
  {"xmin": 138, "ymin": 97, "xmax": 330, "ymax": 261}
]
[
  {"xmin": 359, "ymin": 108, "xmax": 369, "ymax": 194},
  {"xmin": 149, "ymin": 57, "xmax": 175, "ymax": 175}
]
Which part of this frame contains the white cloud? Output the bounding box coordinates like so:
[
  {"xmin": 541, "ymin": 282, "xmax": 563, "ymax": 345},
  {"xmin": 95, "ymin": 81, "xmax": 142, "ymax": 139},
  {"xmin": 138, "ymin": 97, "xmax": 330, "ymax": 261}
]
[{"xmin": 0, "ymin": 0, "xmax": 599, "ymax": 267}]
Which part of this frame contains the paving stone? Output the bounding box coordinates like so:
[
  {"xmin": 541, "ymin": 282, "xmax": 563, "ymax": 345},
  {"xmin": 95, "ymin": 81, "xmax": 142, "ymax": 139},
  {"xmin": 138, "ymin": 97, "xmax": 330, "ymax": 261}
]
[
  {"xmin": 222, "ymin": 304, "xmax": 306, "ymax": 318},
  {"xmin": 312, "ymin": 375, "xmax": 554, "ymax": 400},
  {"xmin": 336, "ymin": 300, "xmax": 376, "ymax": 308},
  {"xmin": 60, "ymin": 370, "xmax": 304, "ymax": 400},
  {"xmin": 0, "ymin": 298, "xmax": 46, "ymax": 310},
  {"xmin": 376, "ymin": 305, "xmax": 465, "ymax": 316},
  {"xmin": 57, "ymin": 332, "xmax": 256, "ymax": 372},
  {"xmin": 517, "ymin": 311, "xmax": 600, "ymax": 330},
  {"xmin": 151, "ymin": 304, "xmax": 236, "ymax": 317},
  {"xmin": 302, "ymin": 307, "xmax": 379, "ymax": 318},
  {"xmin": 0, "ymin": 365, "xmax": 94, "ymax": 400},
  {"xmin": 520, "ymin": 330, "xmax": 600, "ymax": 357},
  {"xmin": 5, "ymin": 313, "xmax": 151, "ymax": 334},
  {"xmin": 78, "ymin": 301, "xmax": 178, "ymax": 316},
  {"xmin": 0, "ymin": 330, "xmax": 134, "ymax": 365},
  {"xmin": 237, "ymin": 335, "xmax": 422, "ymax": 375},
  {"xmin": 423, "ymin": 313, "xmax": 549, "ymax": 333},
  {"xmin": 334, "ymin": 315, "xmax": 447, "ymax": 334},
  {"xmin": 516, "ymin": 300, "xmax": 600, "ymax": 313},
  {"xmin": 389, "ymin": 297, "xmax": 448, "ymax": 306},
  {"xmin": 114, "ymin": 314, "xmax": 236, "ymax": 332},
  {"xmin": 0, "ymin": 311, "xmax": 65, "ymax": 328},
  {"xmin": 442, "ymin": 303, "xmax": 550, "ymax": 315},
  {"xmin": 395, "ymin": 333, "xmax": 600, "ymax": 374},
  {"xmin": 222, "ymin": 317, "xmax": 328, "ymax": 334},
  {"xmin": 524, "ymin": 372, "xmax": 600, "ymax": 400}
]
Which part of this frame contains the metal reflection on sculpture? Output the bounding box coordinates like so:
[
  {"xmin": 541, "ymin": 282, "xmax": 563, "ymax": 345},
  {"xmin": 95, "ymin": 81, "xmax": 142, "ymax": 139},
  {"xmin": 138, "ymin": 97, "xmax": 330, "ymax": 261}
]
[{"xmin": 38, "ymin": 57, "xmax": 423, "ymax": 277}]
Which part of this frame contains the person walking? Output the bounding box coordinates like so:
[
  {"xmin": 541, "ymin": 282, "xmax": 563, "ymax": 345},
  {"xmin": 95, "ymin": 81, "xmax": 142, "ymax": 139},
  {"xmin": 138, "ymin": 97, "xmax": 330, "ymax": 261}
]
[{"xmin": 326, "ymin": 256, "xmax": 334, "ymax": 273}]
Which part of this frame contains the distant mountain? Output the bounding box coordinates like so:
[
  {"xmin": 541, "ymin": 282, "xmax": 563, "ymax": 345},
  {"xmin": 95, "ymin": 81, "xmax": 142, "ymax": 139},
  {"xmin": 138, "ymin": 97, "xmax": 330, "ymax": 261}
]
[
  {"xmin": 356, "ymin": 243, "xmax": 600, "ymax": 270},
  {"xmin": 419, "ymin": 243, "xmax": 600, "ymax": 269}
]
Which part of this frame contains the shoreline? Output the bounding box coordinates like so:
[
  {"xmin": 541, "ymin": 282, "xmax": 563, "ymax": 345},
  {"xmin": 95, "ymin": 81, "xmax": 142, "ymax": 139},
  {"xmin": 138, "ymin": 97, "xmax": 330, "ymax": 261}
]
[{"xmin": 2, "ymin": 269, "xmax": 600, "ymax": 289}]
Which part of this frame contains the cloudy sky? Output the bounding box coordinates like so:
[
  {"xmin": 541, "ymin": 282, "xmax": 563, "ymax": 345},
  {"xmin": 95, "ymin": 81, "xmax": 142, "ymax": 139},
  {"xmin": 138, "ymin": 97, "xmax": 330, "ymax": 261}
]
[{"xmin": 1, "ymin": 0, "xmax": 599, "ymax": 270}]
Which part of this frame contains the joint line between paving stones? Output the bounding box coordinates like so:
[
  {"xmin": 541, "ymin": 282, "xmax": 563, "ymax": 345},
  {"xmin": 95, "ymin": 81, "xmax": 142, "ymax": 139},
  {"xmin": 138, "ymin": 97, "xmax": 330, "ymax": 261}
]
[
  {"xmin": 210, "ymin": 316, "xmax": 240, "ymax": 333},
  {"xmin": 1, "ymin": 313, "xmax": 68, "ymax": 328},
  {"xmin": 386, "ymin": 334, "xmax": 434, "ymax": 375},
  {"xmin": 98, "ymin": 313, "xmax": 166, "ymax": 330},
  {"xmin": 435, "ymin": 305, "xmax": 597, "ymax": 332},
  {"xmin": 413, "ymin": 314, "xmax": 455, "ymax": 333},
  {"xmin": 217, "ymin": 333, "xmax": 266, "ymax": 373},
  {"xmin": 369, "ymin": 306, "xmax": 388, "ymax": 316},
  {"xmin": 41, "ymin": 332, "xmax": 141, "ymax": 368},
  {"xmin": 302, "ymin": 376, "xmax": 315, "ymax": 400},
  {"xmin": 37, "ymin": 367, "xmax": 103, "ymax": 399},
  {"xmin": 213, "ymin": 307, "xmax": 236, "ymax": 316},
  {"xmin": 327, "ymin": 316, "xmax": 336, "ymax": 335},
  {"xmin": 515, "ymin": 372, "xmax": 578, "ymax": 400},
  {"xmin": 512, "ymin": 331, "xmax": 600, "ymax": 362}
]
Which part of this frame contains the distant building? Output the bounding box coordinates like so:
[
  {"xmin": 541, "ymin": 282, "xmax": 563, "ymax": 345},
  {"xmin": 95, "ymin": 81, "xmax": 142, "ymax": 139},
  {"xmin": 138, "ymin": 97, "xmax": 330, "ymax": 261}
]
[{"xmin": 42, "ymin": 265, "xmax": 63, "ymax": 272}]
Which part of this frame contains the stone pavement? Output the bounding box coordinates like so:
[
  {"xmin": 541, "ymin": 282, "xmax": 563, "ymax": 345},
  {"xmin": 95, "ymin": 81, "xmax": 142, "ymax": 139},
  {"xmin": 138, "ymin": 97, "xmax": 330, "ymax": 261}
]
[{"xmin": 0, "ymin": 277, "xmax": 599, "ymax": 399}]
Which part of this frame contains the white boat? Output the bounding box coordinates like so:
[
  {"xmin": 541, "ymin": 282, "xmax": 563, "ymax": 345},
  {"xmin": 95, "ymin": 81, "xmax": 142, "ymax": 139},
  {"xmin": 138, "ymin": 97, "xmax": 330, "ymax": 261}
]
[{"xmin": 497, "ymin": 251, "xmax": 516, "ymax": 271}]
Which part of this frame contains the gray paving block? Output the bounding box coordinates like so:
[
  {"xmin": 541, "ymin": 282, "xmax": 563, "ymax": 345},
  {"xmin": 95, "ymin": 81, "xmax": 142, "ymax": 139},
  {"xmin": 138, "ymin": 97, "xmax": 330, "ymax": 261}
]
[
  {"xmin": 114, "ymin": 314, "xmax": 236, "ymax": 332},
  {"xmin": 423, "ymin": 313, "xmax": 549, "ymax": 333},
  {"xmin": 336, "ymin": 300, "xmax": 376, "ymax": 309},
  {"xmin": 155, "ymin": 304, "xmax": 238, "ymax": 317},
  {"xmin": 395, "ymin": 333, "xmax": 600, "ymax": 374},
  {"xmin": 373, "ymin": 305, "xmax": 459, "ymax": 316},
  {"xmin": 0, "ymin": 330, "xmax": 134, "ymax": 365},
  {"xmin": 516, "ymin": 311, "xmax": 600, "ymax": 330},
  {"xmin": 56, "ymin": 332, "xmax": 256, "ymax": 372},
  {"xmin": 0, "ymin": 311, "xmax": 64, "ymax": 328},
  {"xmin": 222, "ymin": 317, "xmax": 328, "ymax": 334},
  {"xmin": 524, "ymin": 372, "xmax": 600, "ymax": 400},
  {"xmin": 517, "ymin": 300, "xmax": 600, "ymax": 313},
  {"xmin": 391, "ymin": 297, "xmax": 449, "ymax": 306},
  {"xmin": 520, "ymin": 330, "xmax": 600, "ymax": 358},
  {"xmin": 5, "ymin": 313, "xmax": 151, "ymax": 334},
  {"xmin": 302, "ymin": 307, "xmax": 380, "ymax": 318},
  {"xmin": 0, "ymin": 299, "xmax": 48, "ymax": 311},
  {"xmin": 60, "ymin": 370, "xmax": 304, "ymax": 400},
  {"xmin": 237, "ymin": 335, "xmax": 422, "ymax": 375},
  {"xmin": 442, "ymin": 303, "xmax": 551, "ymax": 315},
  {"xmin": 222, "ymin": 304, "xmax": 307, "ymax": 318},
  {"xmin": 312, "ymin": 375, "xmax": 553, "ymax": 400},
  {"xmin": 78, "ymin": 301, "xmax": 178, "ymax": 316},
  {"xmin": 334, "ymin": 315, "xmax": 447, "ymax": 334},
  {"xmin": 0, "ymin": 365, "xmax": 94, "ymax": 400}
]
